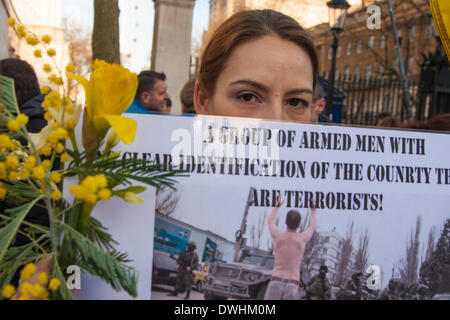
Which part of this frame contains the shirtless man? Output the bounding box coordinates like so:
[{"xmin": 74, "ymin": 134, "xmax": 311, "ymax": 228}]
[{"xmin": 264, "ymin": 195, "xmax": 317, "ymax": 300}]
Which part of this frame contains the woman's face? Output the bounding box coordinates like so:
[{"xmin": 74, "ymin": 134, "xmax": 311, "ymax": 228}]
[{"xmin": 195, "ymin": 35, "xmax": 315, "ymax": 122}]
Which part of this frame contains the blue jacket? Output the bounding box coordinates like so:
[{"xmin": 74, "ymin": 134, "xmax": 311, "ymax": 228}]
[{"xmin": 125, "ymin": 98, "xmax": 154, "ymax": 114}]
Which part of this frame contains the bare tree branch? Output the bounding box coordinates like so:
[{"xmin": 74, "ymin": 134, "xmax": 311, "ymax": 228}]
[
  {"xmin": 155, "ymin": 186, "xmax": 180, "ymax": 217},
  {"xmin": 399, "ymin": 216, "xmax": 422, "ymax": 286}
]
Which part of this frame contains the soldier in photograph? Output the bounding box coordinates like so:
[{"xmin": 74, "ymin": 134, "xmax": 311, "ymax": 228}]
[
  {"xmin": 339, "ymin": 272, "xmax": 363, "ymax": 300},
  {"xmin": 168, "ymin": 241, "xmax": 199, "ymax": 300},
  {"xmin": 307, "ymin": 265, "xmax": 331, "ymax": 300}
]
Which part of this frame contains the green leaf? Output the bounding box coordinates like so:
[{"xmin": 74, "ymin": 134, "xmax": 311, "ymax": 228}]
[
  {"xmin": 0, "ymin": 75, "xmax": 19, "ymax": 115},
  {"xmin": 0, "ymin": 196, "xmax": 43, "ymax": 263},
  {"xmin": 53, "ymin": 258, "xmax": 75, "ymax": 300},
  {"xmin": 0, "ymin": 243, "xmax": 34, "ymax": 289},
  {"xmin": 113, "ymin": 186, "xmax": 147, "ymax": 194},
  {"xmin": 61, "ymin": 222, "xmax": 138, "ymax": 297}
]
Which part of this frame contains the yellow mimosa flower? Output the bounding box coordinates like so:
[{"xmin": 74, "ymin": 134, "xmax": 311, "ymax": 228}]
[
  {"xmin": 5, "ymin": 155, "xmax": 19, "ymax": 169},
  {"xmin": 7, "ymin": 120, "xmax": 20, "ymax": 132},
  {"xmin": 41, "ymin": 34, "xmax": 51, "ymax": 44},
  {"xmin": 50, "ymin": 172, "xmax": 62, "ymax": 183},
  {"xmin": 37, "ymin": 272, "xmax": 48, "ymax": 285},
  {"xmin": 21, "ymin": 263, "xmax": 36, "ymax": 280},
  {"xmin": 48, "ymin": 278, "xmax": 60, "ymax": 291},
  {"xmin": 51, "ymin": 190, "xmax": 62, "ymax": 201},
  {"xmin": 2, "ymin": 284, "xmax": 16, "ymax": 299},
  {"xmin": 7, "ymin": 17, "xmax": 15, "ymax": 27},
  {"xmin": 16, "ymin": 113, "xmax": 29, "ymax": 125}
]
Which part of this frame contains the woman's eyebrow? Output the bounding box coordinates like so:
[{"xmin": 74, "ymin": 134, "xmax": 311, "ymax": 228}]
[
  {"xmin": 229, "ymin": 79, "xmax": 313, "ymax": 96},
  {"xmin": 285, "ymin": 88, "xmax": 313, "ymax": 96},
  {"xmin": 229, "ymin": 79, "xmax": 268, "ymax": 93}
]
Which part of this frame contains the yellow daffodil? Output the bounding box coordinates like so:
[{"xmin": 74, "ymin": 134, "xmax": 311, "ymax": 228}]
[
  {"xmin": 67, "ymin": 59, "xmax": 138, "ymax": 152},
  {"xmin": 430, "ymin": 0, "xmax": 450, "ymax": 60}
]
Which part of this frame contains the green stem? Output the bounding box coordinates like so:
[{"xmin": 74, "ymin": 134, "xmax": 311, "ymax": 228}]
[{"xmin": 69, "ymin": 130, "xmax": 81, "ymax": 164}]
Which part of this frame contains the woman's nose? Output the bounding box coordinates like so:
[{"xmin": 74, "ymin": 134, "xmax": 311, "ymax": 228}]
[{"xmin": 262, "ymin": 100, "xmax": 284, "ymax": 121}]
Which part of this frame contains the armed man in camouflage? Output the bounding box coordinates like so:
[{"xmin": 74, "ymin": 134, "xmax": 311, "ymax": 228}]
[
  {"xmin": 168, "ymin": 241, "xmax": 199, "ymax": 300},
  {"xmin": 307, "ymin": 265, "xmax": 331, "ymax": 300},
  {"xmin": 377, "ymin": 278, "xmax": 403, "ymax": 300},
  {"xmin": 339, "ymin": 272, "xmax": 363, "ymax": 300}
]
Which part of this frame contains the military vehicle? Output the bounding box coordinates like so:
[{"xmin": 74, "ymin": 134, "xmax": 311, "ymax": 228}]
[{"xmin": 203, "ymin": 249, "xmax": 274, "ymax": 300}]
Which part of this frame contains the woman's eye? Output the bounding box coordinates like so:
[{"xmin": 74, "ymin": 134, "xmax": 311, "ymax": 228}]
[
  {"xmin": 238, "ymin": 92, "xmax": 259, "ymax": 103},
  {"xmin": 287, "ymin": 98, "xmax": 308, "ymax": 108}
]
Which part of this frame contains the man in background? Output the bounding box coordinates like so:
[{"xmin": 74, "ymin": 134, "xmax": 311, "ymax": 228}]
[
  {"xmin": 307, "ymin": 265, "xmax": 331, "ymax": 300},
  {"xmin": 180, "ymin": 78, "xmax": 196, "ymax": 115},
  {"xmin": 126, "ymin": 70, "xmax": 170, "ymax": 114},
  {"xmin": 162, "ymin": 98, "xmax": 172, "ymax": 114},
  {"xmin": 311, "ymin": 82, "xmax": 329, "ymax": 123}
]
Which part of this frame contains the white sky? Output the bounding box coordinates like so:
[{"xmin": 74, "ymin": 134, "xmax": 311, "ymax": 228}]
[{"xmin": 62, "ymin": 0, "xmax": 209, "ymax": 73}]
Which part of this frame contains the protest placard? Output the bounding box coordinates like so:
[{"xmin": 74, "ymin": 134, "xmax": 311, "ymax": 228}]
[{"xmin": 74, "ymin": 114, "xmax": 449, "ymax": 300}]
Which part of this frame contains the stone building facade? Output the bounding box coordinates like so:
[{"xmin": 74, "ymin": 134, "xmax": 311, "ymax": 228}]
[
  {"xmin": 151, "ymin": 0, "xmax": 196, "ymax": 114},
  {"xmin": 309, "ymin": 0, "xmax": 440, "ymax": 82}
]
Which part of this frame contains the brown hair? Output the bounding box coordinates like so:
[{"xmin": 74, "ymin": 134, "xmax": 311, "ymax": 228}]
[
  {"xmin": 377, "ymin": 115, "xmax": 402, "ymax": 128},
  {"xmin": 286, "ymin": 209, "xmax": 301, "ymax": 230},
  {"xmin": 199, "ymin": 9, "xmax": 318, "ymax": 96},
  {"xmin": 180, "ymin": 78, "xmax": 196, "ymax": 114},
  {"xmin": 404, "ymin": 113, "xmax": 450, "ymax": 132}
]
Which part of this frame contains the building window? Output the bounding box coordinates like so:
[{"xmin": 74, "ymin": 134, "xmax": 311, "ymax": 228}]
[
  {"xmin": 356, "ymin": 40, "xmax": 363, "ymax": 54},
  {"xmin": 337, "ymin": 45, "xmax": 342, "ymax": 58},
  {"xmin": 354, "ymin": 66, "xmax": 361, "ymax": 81},
  {"xmin": 323, "ymin": 248, "xmax": 328, "ymax": 254},
  {"xmin": 344, "ymin": 66, "xmax": 351, "ymax": 80},
  {"xmin": 424, "ymin": 25, "xmax": 433, "ymax": 39},
  {"xmin": 378, "ymin": 64, "xmax": 385, "ymax": 78},
  {"xmin": 335, "ymin": 70, "xmax": 340, "ymax": 83},
  {"xmin": 380, "ymin": 34, "xmax": 386, "ymax": 49},
  {"xmin": 328, "ymin": 47, "xmax": 332, "ymax": 60},
  {"xmin": 346, "ymin": 42, "xmax": 352, "ymax": 56},
  {"xmin": 393, "ymin": 58, "xmax": 399, "ymax": 72},
  {"xmin": 368, "ymin": 35, "xmax": 375, "ymax": 49},
  {"xmin": 407, "ymin": 57, "xmax": 414, "ymax": 76},
  {"xmin": 366, "ymin": 64, "xmax": 373, "ymax": 79},
  {"xmin": 409, "ymin": 26, "xmax": 416, "ymax": 42}
]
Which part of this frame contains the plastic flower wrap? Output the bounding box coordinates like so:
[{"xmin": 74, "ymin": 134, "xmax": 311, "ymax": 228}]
[{"xmin": 0, "ymin": 22, "xmax": 179, "ymax": 300}]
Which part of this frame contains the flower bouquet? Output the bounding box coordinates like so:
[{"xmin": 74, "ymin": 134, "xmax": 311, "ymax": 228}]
[{"xmin": 0, "ymin": 19, "xmax": 179, "ymax": 300}]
